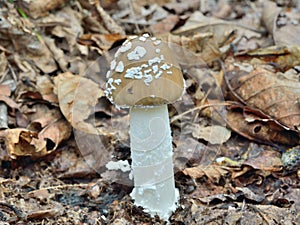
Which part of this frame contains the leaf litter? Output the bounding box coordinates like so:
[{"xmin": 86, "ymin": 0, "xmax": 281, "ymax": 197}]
[{"xmin": 0, "ymin": 0, "xmax": 300, "ymax": 224}]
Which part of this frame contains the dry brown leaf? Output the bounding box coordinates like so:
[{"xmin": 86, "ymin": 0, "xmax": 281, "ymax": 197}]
[
  {"xmin": 225, "ymin": 104, "xmax": 300, "ymax": 146},
  {"xmin": 17, "ymin": 0, "xmax": 69, "ymax": 19},
  {"xmin": 164, "ymin": 0, "xmax": 199, "ymax": 14},
  {"xmin": 36, "ymin": 76, "xmax": 58, "ymax": 104},
  {"xmin": 51, "ymin": 6, "xmax": 87, "ymax": 55},
  {"xmin": 27, "ymin": 39, "xmax": 59, "ymax": 74},
  {"xmin": 150, "ymin": 14, "xmax": 179, "ymax": 34},
  {"xmin": 173, "ymin": 11, "xmax": 262, "ymax": 49},
  {"xmin": 183, "ymin": 164, "xmax": 229, "ymax": 183},
  {"xmin": 0, "ymin": 9, "xmax": 58, "ymax": 74},
  {"xmin": 158, "ymin": 33, "xmax": 215, "ymax": 64},
  {"xmin": 44, "ymin": 36, "xmax": 68, "ymax": 72},
  {"xmin": 262, "ymin": 1, "xmax": 300, "ymax": 45},
  {"xmin": 0, "ymin": 95, "xmax": 19, "ymax": 109},
  {"xmin": 77, "ymin": 33, "xmax": 126, "ymax": 55},
  {"xmin": 243, "ymin": 150, "xmax": 282, "ymax": 172},
  {"xmin": 112, "ymin": 1, "xmax": 168, "ymax": 27},
  {"xmin": 38, "ymin": 118, "xmax": 72, "ymax": 151},
  {"xmin": 235, "ymin": 187, "xmax": 265, "ymax": 203},
  {"xmin": 54, "ymin": 72, "xmax": 104, "ymax": 134},
  {"xmin": 192, "ymin": 125, "xmax": 231, "ymax": 145},
  {"xmin": 4, "ymin": 116, "xmax": 71, "ymax": 159},
  {"xmin": 26, "ymin": 104, "xmax": 65, "ymax": 130},
  {"xmin": 134, "ymin": 0, "xmax": 174, "ymax": 7},
  {"xmin": 0, "ymin": 84, "xmax": 11, "ymax": 96},
  {"xmin": 238, "ymin": 45, "xmax": 300, "ymax": 71},
  {"xmin": 4, "ymin": 128, "xmax": 46, "ymax": 159},
  {"xmin": 93, "ymin": 1, "xmax": 125, "ymax": 35},
  {"xmin": 226, "ymin": 68, "xmax": 300, "ymax": 131}
]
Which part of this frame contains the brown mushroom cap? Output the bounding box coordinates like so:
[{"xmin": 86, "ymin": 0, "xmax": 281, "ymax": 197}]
[{"xmin": 105, "ymin": 34, "xmax": 184, "ymax": 108}]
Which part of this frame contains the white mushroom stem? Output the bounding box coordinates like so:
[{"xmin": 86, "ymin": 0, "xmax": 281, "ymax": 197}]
[{"xmin": 129, "ymin": 105, "xmax": 179, "ymax": 220}]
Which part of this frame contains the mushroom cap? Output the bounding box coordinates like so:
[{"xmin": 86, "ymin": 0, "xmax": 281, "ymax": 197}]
[{"xmin": 105, "ymin": 34, "xmax": 184, "ymax": 108}]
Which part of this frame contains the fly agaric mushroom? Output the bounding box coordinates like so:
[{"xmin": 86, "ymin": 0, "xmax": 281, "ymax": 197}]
[{"xmin": 105, "ymin": 34, "xmax": 184, "ymax": 220}]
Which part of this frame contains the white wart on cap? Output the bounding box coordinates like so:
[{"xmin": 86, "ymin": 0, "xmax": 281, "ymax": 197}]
[{"xmin": 105, "ymin": 34, "xmax": 184, "ymax": 108}]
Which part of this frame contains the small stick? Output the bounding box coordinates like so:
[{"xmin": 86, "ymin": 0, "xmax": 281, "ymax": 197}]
[{"xmin": 170, "ymin": 102, "xmax": 233, "ymax": 123}]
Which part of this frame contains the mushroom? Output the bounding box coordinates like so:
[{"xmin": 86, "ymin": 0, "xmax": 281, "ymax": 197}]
[{"xmin": 105, "ymin": 34, "xmax": 184, "ymax": 220}]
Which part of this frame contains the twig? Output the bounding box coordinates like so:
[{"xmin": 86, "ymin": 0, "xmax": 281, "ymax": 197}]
[
  {"xmin": 7, "ymin": 62, "xmax": 17, "ymax": 82},
  {"xmin": 129, "ymin": 0, "xmax": 141, "ymax": 33},
  {"xmin": 0, "ymin": 69, "xmax": 9, "ymax": 83},
  {"xmin": 170, "ymin": 102, "xmax": 232, "ymax": 123},
  {"xmin": 28, "ymin": 183, "xmax": 89, "ymax": 193}
]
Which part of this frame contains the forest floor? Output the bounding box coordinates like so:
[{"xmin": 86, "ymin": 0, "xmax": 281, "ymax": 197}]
[{"xmin": 0, "ymin": 0, "xmax": 300, "ymax": 224}]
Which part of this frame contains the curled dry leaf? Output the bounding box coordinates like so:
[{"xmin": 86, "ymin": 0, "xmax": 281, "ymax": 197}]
[
  {"xmin": 4, "ymin": 128, "xmax": 45, "ymax": 159},
  {"xmin": 225, "ymin": 68, "xmax": 300, "ymax": 131},
  {"xmin": 4, "ymin": 117, "xmax": 71, "ymax": 159},
  {"xmin": 54, "ymin": 72, "xmax": 104, "ymax": 134},
  {"xmin": 225, "ymin": 104, "xmax": 300, "ymax": 146}
]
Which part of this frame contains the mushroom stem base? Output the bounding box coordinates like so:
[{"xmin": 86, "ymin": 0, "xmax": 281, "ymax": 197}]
[{"xmin": 129, "ymin": 105, "xmax": 179, "ymax": 221}]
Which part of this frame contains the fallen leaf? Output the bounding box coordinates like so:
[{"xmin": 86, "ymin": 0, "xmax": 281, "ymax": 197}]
[
  {"xmin": 36, "ymin": 75, "xmax": 58, "ymax": 104},
  {"xmin": 150, "ymin": 14, "xmax": 179, "ymax": 34},
  {"xmin": 0, "ymin": 95, "xmax": 19, "ymax": 109},
  {"xmin": 192, "ymin": 125, "xmax": 231, "ymax": 145},
  {"xmin": 173, "ymin": 11, "xmax": 262, "ymax": 50},
  {"xmin": 225, "ymin": 104, "xmax": 300, "ymax": 146},
  {"xmin": 44, "ymin": 36, "xmax": 68, "ymax": 72},
  {"xmin": 38, "ymin": 118, "xmax": 72, "ymax": 151},
  {"xmin": 4, "ymin": 116, "xmax": 71, "ymax": 159},
  {"xmin": 0, "ymin": 84, "xmax": 10, "ymax": 96},
  {"xmin": 236, "ymin": 187, "xmax": 265, "ymax": 202},
  {"xmin": 4, "ymin": 128, "xmax": 46, "ymax": 159},
  {"xmin": 183, "ymin": 164, "xmax": 229, "ymax": 183},
  {"xmin": 164, "ymin": 0, "xmax": 199, "ymax": 14},
  {"xmin": 17, "ymin": 0, "xmax": 69, "ymax": 19},
  {"xmin": 225, "ymin": 68, "xmax": 300, "ymax": 131},
  {"xmin": 262, "ymin": 1, "xmax": 300, "ymax": 45},
  {"xmin": 238, "ymin": 45, "xmax": 300, "ymax": 71},
  {"xmin": 158, "ymin": 32, "xmax": 219, "ymax": 64},
  {"xmin": 243, "ymin": 150, "xmax": 283, "ymax": 172},
  {"xmin": 54, "ymin": 72, "xmax": 104, "ymax": 134},
  {"xmin": 77, "ymin": 33, "xmax": 126, "ymax": 55},
  {"xmin": 51, "ymin": 6, "xmax": 87, "ymax": 54}
]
